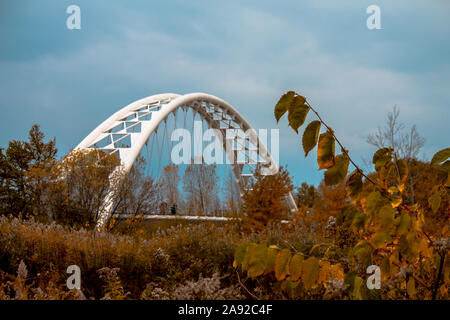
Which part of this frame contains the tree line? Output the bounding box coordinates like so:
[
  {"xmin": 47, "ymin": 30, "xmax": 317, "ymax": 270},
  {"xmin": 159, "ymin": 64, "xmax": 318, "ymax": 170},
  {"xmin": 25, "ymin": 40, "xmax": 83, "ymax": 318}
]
[{"xmin": 0, "ymin": 125, "xmax": 244, "ymax": 229}]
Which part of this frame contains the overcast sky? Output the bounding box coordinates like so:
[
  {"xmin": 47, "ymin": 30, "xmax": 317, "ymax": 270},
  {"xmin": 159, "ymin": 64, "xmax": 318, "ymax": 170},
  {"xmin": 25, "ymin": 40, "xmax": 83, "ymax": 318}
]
[{"xmin": 0, "ymin": 0, "xmax": 449, "ymax": 186}]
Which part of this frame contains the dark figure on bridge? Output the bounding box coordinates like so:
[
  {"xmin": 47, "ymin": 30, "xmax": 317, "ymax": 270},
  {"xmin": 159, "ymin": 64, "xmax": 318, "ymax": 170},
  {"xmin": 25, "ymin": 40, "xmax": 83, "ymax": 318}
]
[{"xmin": 170, "ymin": 204, "xmax": 177, "ymax": 215}]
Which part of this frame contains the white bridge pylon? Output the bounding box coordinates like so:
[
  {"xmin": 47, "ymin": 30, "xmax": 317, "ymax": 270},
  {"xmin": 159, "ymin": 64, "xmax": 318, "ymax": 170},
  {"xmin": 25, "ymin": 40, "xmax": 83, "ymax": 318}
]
[{"xmin": 76, "ymin": 93, "xmax": 298, "ymax": 229}]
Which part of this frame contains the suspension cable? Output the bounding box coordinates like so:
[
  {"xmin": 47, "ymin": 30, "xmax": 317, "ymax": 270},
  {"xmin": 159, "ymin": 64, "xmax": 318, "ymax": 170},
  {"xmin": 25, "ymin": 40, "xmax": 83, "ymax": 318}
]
[{"xmin": 157, "ymin": 119, "xmax": 166, "ymax": 176}]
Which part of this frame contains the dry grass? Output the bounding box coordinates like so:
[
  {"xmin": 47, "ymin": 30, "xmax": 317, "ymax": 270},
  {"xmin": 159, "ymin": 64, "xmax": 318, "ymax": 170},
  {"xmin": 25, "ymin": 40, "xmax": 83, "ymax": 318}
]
[
  {"xmin": 0, "ymin": 214, "xmax": 317, "ymax": 300},
  {"xmin": 0, "ymin": 215, "xmax": 246, "ymax": 299}
]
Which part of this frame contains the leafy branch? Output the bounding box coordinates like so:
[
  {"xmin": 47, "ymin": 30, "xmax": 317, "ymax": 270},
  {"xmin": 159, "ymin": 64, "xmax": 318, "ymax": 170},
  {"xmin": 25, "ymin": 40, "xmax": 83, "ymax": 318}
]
[
  {"xmin": 232, "ymin": 91, "xmax": 450, "ymax": 300},
  {"xmin": 304, "ymin": 100, "xmax": 378, "ymax": 187}
]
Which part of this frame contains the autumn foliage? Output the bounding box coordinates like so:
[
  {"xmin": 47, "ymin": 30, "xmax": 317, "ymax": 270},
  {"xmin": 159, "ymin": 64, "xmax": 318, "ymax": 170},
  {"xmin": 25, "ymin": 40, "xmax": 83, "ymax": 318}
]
[
  {"xmin": 233, "ymin": 91, "xmax": 449, "ymax": 300},
  {"xmin": 241, "ymin": 167, "xmax": 293, "ymax": 231},
  {"xmin": 0, "ymin": 95, "xmax": 448, "ymax": 300}
]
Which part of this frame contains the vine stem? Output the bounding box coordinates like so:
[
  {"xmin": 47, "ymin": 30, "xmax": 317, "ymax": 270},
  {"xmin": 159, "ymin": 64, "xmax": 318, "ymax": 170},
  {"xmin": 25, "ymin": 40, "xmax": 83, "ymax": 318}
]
[
  {"xmin": 432, "ymin": 251, "xmax": 445, "ymax": 300},
  {"xmin": 305, "ymin": 100, "xmax": 379, "ymax": 187},
  {"xmin": 236, "ymin": 271, "xmax": 259, "ymax": 300}
]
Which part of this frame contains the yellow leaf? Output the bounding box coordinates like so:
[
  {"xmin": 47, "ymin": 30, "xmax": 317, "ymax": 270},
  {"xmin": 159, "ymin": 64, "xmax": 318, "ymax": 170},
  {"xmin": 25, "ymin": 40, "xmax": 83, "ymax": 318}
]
[
  {"xmin": 407, "ymin": 278, "xmax": 416, "ymax": 297},
  {"xmin": 274, "ymin": 91, "xmax": 295, "ymax": 122},
  {"xmin": 352, "ymin": 276, "xmax": 364, "ymax": 300},
  {"xmin": 418, "ymin": 238, "xmax": 433, "ymax": 259},
  {"xmin": 329, "ymin": 263, "xmax": 344, "ymax": 280},
  {"xmin": 431, "ymin": 147, "xmax": 450, "ymax": 165},
  {"xmin": 317, "ymin": 131, "xmax": 335, "ymax": 170},
  {"xmin": 247, "ymin": 244, "xmax": 268, "ymax": 279},
  {"xmin": 391, "ymin": 195, "xmax": 403, "ymax": 208},
  {"xmin": 397, "ymin": 212, "xmax": 411, "ymax": 235},
  {"xmin": 264, "ymin": 245, "xmax": 279, "ymax": 275},
  {"xmin": 288, "ymin": 253, "xmax": 304, "ymax": 281},
  {"xmin": 378, "ymin": 205, "xmax": 395, "ymax": 229},
  {"xmin": 380, "ymin": 257, "xmax": 390, "ymax": 281},
  {"xmin": 288, "ymin": 97, "xmax": 309, "ymax": 133},
  {"xmin": 324, "ymin": 154, "xmax": 349, "ymax": 186},
  {"xmin": 388, "ymin": 186, "xmax": 398, "ymax": 194},
  {"xmin": 365, "ymin": 191, "xmax": 383, "ymax": 216},
  {"xmin": 346, "ymin": 170, "xmax": 363, "ymax": 202},
  {"xmin": 301, "ymin": 257, "xmax": 320, "ymax": 290},
  {"xmin": 318, "ymin": 260, "xmax": 331, "ymax": 283},
  {"xmin": 353, "ymin": 241, "xmax": 373, "ymax": 267},
  {"xmin": 274, "ymin": 248, "xmax": 292, "ymax": 281},
  {"xmin": 372, "ymin": 231, "xmax": 390, "ymax": 249},
  {"xmin": 241, "ymin": 243, "xmax": 256, "ymax": 271},
  {"xmin": 428, "ymin": 189, "xmax": 442, "ymax": 213},
  {"xmin": 302, "ymin": 120, "xmax": 321, "ymax": 157},
  {"xmin": 372, "ymin": 147, "xmax": 392, "ymax": 171}
]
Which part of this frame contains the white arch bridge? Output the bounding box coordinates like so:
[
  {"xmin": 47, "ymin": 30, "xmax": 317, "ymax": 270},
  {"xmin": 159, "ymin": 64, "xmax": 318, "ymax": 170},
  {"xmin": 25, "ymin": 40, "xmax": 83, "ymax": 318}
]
[{"xmin": 76, "ymin": 93, "xmax": 297, "ymax": 229}]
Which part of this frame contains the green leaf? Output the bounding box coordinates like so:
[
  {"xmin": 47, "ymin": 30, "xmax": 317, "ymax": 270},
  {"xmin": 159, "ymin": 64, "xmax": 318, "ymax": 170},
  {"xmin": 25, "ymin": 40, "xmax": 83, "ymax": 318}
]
[
  {"xmin": 372, "ymin": 147, "xmax": 392, "ymax": 171},
  {"xmin": 398, "ymin": 235, "xmax": 409, "ymax": 259},
  {"xmin": 302, "ymin": 121, "xmax": 321, "ymax": 157},
  {"xmin": 372, "ymin": 230, "xmax": 391, "ymax": 249},
  {"xmin": 397, "ymin": 212, "xmax": 411, "ymax": 235},
  {"xmin": 428, "ymin": 190, "xmax": 442, "ymax": 213},
  {"xmin": 301, "ymin": 257, "xmax": 320, "ymax": 290},
  {"xmin": 317, "ymin": 131, "xmax": 335, "ymax": 170},
  {"xmin": 233, "ymin": 243, "xmax": 248, "ymax": 269},
  {"xmin": 274, "ymin": 248, "xmax": 292, "ymax": 281},
  {"xmin": 399, "ymin": 231, "xmax": 420, "ymax": 261},
  {"xmin": 285, "ymin": 280, "xmax": 302, "ymax": 299},
  {"xmin": 352, "ymin": 212, "xmax": 369, "ymax": 230},
  {"xmin": 274, "ymin": 91, "xmax": 295, "ymax": 122},
  {"xmin": 352, "ymin": 276, "xmax": 364, "ymax": 300},
  {"xmin": 380, "ymin": 162, "xmax": 402, "ymax": 191},
  {"xmin": 288, "ymin": 96, "xmax": 309, "ymax": 133},
  {"xmin": 247, "ymin": 244, "xmax": 268, "ymax": 279},
  {"xmin": 344, "ymin": 271, "xmax": 357, "ymax": 291},
  {"xmin": 378, "ymin": 204, "xmax": 395, "ymax": 229},
  {"xmin": 364, "ymin": 191, "xmax": 381, "ymax": 215},
  {"xmin": 288, "ymin": 253, "xmax": 304, "ymax": 281},
  {"xmin": 264, "ymin": 245, "xmax": 279, "ymax": 275},
  {"xmin": 336, "ymin": 205, "xmax": 357, "ymax": 228},
  {"xmin": 324, "ymin": 154, "xmax": 349, "ymax": 186},
  {"xmin": 352, "ymin": 241, "xmax": 373, "ymax": 267},
  {"xmin": 346, "ymin": 170, "xmax": 363, "ymax": 201},
  {"xmin": 431, "ymin": 147, "xmax": 450, "ymax": 165},
  {"xmin": 241, "ymin": 243, "xmax": 256, "ymax": 271}
]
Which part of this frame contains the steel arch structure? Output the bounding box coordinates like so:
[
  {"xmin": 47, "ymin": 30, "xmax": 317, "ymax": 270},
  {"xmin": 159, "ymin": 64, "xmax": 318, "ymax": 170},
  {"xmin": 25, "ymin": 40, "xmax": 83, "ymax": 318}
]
[{"xmin": 76, "ymin": 93, "xmax": 297, "ymax": 229}]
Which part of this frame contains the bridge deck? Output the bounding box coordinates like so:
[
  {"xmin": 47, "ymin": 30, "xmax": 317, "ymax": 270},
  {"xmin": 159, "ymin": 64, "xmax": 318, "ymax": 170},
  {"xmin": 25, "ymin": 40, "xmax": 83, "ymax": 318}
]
[
  {"xmin": 113, "ymin": 214, "xmax": 233, "ymax": 222},
  {"xmin": 113, "ymin": 214, "xmax": 291, "ymax": 224}
]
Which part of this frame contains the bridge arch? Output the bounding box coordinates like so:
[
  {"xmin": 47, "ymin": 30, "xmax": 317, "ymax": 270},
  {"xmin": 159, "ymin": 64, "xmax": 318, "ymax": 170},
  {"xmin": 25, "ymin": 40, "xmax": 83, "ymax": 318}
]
[{"xmin": 76, "ymin": 92, "xmax": 297, "ymax": 229}]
